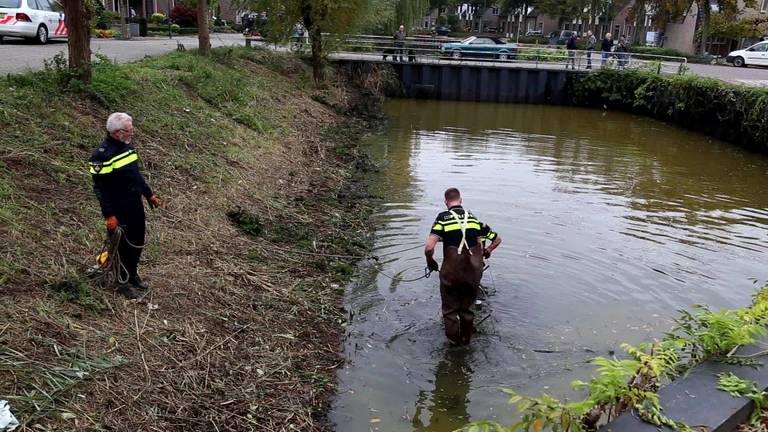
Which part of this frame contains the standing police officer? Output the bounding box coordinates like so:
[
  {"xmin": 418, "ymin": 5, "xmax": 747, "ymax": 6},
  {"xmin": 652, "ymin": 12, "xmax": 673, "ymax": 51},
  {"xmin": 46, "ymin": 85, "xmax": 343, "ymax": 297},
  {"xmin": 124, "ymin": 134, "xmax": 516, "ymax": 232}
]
[
  {"xmin": 89, "ymin": 113, "xmax": 160, "ymax": 298},
  {"xmin": 425, "ymin": 188, "xmax": 501, "ymax": 345}
]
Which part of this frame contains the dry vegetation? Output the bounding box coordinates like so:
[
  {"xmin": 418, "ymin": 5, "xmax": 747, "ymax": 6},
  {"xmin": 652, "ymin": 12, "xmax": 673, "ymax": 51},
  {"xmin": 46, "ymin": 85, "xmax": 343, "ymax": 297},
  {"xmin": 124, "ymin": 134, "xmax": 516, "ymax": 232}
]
[{"xmin": 0, "ymin": 47, "xmax": 382, "ymax": 431}]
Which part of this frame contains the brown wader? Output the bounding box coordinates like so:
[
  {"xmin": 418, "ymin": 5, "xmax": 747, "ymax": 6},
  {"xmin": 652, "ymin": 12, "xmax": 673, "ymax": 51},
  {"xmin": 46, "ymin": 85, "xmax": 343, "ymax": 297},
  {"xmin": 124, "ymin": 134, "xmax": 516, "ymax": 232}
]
[{"xmin": 439, "ymin": 243, "xmax": 484, "ymax": 345}]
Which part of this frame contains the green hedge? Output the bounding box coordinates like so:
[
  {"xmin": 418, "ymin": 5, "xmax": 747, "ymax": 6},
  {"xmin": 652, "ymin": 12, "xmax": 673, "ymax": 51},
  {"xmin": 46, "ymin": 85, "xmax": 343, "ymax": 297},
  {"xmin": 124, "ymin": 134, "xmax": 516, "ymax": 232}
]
[
  {"xmin": 569, "ymin": 69, "xmax": 768, "ymax": 151},
  {"xmin": 628, "ymin": 46, "xmax": 689, "ymax": 58},
  {"xmin": 517, "ymin": 47, "xmax": 567, "ymax": 62}
]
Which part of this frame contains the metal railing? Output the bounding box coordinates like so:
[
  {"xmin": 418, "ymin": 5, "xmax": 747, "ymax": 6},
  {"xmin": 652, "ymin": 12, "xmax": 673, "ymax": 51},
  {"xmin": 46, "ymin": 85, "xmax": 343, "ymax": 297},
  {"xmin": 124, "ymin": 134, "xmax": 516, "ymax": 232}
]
[{"xmin": 277, "ymin": 34, "xmax": 688, "ymax": 75}]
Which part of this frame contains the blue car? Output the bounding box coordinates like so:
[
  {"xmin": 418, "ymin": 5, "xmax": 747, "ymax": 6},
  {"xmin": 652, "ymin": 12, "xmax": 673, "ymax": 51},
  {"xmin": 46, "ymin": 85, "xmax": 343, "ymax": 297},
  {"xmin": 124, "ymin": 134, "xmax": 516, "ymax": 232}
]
[{"xmin": 440, "ymin": 36, "xmax": 519, "ymax": 60}]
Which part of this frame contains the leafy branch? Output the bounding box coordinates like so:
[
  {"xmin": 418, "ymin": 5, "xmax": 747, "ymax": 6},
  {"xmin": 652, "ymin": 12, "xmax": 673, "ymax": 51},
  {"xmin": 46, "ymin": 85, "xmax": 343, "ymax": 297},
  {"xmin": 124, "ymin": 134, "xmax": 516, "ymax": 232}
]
[
  {"xmin": 458, "ymin": 286, "xmax": 768, "ymax": 432},
  {"xmin": 717, "ymin": 373, "xmax": 768, "ymax": 426}
]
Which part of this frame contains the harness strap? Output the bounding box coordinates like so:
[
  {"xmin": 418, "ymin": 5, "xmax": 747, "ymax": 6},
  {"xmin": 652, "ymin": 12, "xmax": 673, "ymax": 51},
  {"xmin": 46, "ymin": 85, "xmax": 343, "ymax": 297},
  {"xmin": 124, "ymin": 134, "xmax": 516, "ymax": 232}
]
[{"xmin": 449, "ymin": 209, "xmax": 472, "ymax": 255}]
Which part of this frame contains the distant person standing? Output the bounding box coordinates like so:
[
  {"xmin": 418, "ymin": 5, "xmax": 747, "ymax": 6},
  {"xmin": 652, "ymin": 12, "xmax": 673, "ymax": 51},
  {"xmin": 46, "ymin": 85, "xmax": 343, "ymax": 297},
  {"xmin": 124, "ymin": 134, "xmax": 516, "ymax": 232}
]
[
  {"xmin": 616, "ymin": 35, "xmax": 629, "ymax": 69},
  {"xmin": 394, "ymin": 24, "xmax": 406, "ymax": 62},
  {"xmin": 585, "ymin": 30, "xmax": 596, "ymax": 69},
  {"xmin": 601, "ymin": 32, "xmax": 614, "ymax": 67},
  {"xmin": 566, "ymin": 33, "xmax": 579, "ymax": 69}
]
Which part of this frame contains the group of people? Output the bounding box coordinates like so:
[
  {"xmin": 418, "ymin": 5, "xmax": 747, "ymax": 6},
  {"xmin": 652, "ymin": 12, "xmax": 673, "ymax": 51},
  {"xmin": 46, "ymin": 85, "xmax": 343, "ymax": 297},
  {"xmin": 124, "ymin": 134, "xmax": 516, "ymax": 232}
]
[
  {"xmin": 566, "ymin": 31, "xmax": 629, "ymax": 70},
  {"xmin": 89, "ymin": 113, "xmax": 501, "ymax": 346}
]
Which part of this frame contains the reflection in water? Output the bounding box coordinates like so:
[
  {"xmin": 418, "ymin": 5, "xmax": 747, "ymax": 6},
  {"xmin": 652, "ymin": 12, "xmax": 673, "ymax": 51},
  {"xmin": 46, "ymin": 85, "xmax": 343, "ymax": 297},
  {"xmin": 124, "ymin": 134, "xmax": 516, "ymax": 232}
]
[
  {"xmin": 413, "ymin": 347, "xmax": 473, "ymax": 431},
  {"xmin": 331, "ymin": 100, "xmax": 768, "ymax": 432}
]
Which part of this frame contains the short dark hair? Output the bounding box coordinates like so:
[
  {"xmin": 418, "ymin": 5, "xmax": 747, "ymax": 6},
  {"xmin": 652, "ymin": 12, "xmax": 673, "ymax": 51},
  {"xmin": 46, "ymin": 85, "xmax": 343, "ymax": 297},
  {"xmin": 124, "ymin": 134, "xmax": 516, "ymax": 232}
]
[{"xmin": 444, "ymin": 188, "xmax": 461, "ymax": 201}]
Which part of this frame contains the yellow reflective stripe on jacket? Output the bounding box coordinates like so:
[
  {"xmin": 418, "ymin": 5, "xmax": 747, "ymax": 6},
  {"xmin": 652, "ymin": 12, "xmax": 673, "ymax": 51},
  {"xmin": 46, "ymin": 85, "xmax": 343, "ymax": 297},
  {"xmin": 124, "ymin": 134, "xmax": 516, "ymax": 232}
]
[
  {"xmin": 111, "ymin": 152, "xmax": 138, "ymax": 169},
  {"xmin": 90, "ymin": 164, "xmax": 113, "ymax": 174},
  {"xmin": 431, "ymin": 223, "xmax": 444, "ymax": 231},
  {"xmin": 89, "ymin": 150, "xmax": 138, "ymax": 175},
  {"xmin": 441, "ymin": 222, "xmax": 482, "ymax": 232},
  {"xmin": 484, "ymin": 231, "xmax": 498, "ymax": 241}
]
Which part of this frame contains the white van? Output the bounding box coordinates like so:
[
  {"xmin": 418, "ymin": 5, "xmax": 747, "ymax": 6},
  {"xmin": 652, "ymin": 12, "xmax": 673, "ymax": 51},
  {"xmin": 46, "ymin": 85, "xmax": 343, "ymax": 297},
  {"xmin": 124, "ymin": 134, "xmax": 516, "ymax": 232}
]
[
  {"xmin": 0, "ymin": 0, "xmax": 67, "ymax": 44},
  {"xmin": 725, "ymin": 41, "xmax": 768, "ymax": 67}
]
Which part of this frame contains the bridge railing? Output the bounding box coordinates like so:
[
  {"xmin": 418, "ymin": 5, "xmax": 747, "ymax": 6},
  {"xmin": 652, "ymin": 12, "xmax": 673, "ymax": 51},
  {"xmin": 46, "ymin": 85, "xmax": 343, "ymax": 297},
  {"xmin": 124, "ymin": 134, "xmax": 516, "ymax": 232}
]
[{"xmin": 285, "ymin": 34, "xmax": 688, "ymax": 75}]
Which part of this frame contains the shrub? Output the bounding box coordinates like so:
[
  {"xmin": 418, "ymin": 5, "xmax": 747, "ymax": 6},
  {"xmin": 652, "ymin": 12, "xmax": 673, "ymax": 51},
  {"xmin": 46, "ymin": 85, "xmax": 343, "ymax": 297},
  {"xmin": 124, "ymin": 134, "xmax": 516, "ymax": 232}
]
[
  {"xmin": 515, "ymin": 35, "xmax": 549, "ymax": 45},
  {"xmin": 517, "ymin": 47, "xmax": 567, "ymax": 62},
  {"xmin": 628, "ymin": 46, "xmax": 689, "ymax": 59},
  {"xmin": 170, "ymin": 23, "xmax": 181, "ymax": 32},
  {"xmin": 150, "ymin": 12, "xmax": 166, "ymax": 24},
  {"xmin": 104, "ymin": 10, "xmax": 121, "ymax": 22},
  {"xmin": 91, "ymin": 0, "xmax": 110, "ymax": 30},
  {"xmin": 94, "ymin": 29, "xmax": 115, "ymax": 38},
  {"xmin": 170, "ymin": 4, "xmax": 196, "ymax": 27}
]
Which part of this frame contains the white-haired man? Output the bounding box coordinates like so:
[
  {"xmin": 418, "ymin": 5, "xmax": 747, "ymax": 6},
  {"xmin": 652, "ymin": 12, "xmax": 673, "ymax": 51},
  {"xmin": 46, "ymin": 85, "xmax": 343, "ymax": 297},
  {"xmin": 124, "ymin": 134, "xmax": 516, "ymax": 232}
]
[{"xmin": 89, "ymin": 113, "xmax": 160, "ymax": 299}]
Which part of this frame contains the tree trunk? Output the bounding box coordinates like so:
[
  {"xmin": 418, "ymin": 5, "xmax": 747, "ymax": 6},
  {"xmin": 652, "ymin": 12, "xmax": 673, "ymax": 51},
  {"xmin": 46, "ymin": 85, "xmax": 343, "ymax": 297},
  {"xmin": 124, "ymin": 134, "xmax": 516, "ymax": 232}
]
[
  {"xmin": 309, "ymin": 26, "xmax": 324, "ymax": 83},
  {"xmin": 63, "ymin": 0, "xmax": 91, "ymax": 83},
  {"xmin": 197, "ymin": 0, "xmax": 211, "ymax": 56},
  {"xmin": 633, "ymin": 0, "xmax": 645, "ymax": 45},
  {"xmin": 697, "ymin": 0, "xmax": 710, "ymax": 55}
]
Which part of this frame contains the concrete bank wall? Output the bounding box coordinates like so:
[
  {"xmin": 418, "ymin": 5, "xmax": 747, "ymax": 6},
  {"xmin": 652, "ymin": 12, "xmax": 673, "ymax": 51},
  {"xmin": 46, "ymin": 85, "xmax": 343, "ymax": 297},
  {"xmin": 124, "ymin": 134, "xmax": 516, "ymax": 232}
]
[{"xmin": 337, "ymin": 61, "xmax": 579, "ymax": 105}]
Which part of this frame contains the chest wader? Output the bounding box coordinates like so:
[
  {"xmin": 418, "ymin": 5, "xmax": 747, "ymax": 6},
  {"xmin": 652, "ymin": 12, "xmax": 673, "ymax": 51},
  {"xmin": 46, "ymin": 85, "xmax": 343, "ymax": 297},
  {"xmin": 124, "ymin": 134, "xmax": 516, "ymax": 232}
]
[{"xmin": 439, "ymin": 211, "xmax": 484, "ymax": 345}]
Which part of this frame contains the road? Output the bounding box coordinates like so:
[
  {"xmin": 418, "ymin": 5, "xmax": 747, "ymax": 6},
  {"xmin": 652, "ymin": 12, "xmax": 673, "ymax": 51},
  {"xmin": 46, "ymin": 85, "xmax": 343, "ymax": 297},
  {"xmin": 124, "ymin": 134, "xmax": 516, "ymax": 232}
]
[
  {"xmin": 0, "ymin": 33, "xmax": 245, "ymax": 75},
  {"xmin": 687, "ymin": 62, "xmax": 768, "ymax": 86},
  {"xmin": 2, "ymin": 33, "xmax": 767, "ymax": 86}
]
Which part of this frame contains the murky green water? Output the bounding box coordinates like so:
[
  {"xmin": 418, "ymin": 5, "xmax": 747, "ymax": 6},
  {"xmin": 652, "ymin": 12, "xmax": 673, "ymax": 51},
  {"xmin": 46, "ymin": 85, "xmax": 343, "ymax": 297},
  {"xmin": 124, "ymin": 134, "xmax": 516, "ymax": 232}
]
[{"xmin": 330, "ymin": 100, "xmax": 768, "ymax": 431}]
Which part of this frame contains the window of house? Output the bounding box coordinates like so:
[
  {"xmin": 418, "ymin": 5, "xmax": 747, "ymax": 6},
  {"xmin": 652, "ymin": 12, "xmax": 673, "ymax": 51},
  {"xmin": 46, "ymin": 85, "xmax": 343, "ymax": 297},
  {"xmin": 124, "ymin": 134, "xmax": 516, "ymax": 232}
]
[
  {"xmin": 763, "ymin": 0, "xmax": 768, "ymax": 12},
  {"xmin": 492, "ymin": 7, "xmax": 499, "ymax": 15}
]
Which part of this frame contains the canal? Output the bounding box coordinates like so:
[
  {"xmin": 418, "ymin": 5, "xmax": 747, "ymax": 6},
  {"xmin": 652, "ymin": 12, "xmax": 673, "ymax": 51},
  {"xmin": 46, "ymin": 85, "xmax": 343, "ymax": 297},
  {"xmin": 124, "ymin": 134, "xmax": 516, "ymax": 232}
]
[{"xmin": 330, "ymin": 100, "xmax": 768, "ymax": 431}]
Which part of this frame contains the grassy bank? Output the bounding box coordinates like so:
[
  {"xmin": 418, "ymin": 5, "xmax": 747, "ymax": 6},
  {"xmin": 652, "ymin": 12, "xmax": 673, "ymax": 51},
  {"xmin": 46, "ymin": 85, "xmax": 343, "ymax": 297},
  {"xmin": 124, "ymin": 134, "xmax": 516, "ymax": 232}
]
[
  {"xmin": 569, "ymin": 69, "xmax": 768, "ymax": 152},
  {"xmin": 0, "ymin": 48, "xmax": 379, "ymax": 430}
]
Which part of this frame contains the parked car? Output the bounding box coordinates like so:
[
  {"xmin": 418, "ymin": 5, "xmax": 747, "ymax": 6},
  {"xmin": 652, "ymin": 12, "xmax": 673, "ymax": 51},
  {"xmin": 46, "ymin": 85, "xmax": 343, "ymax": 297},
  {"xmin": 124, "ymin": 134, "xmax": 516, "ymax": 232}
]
[
  {"xmin": 441, "ymin": 36, "xmax": 519, "ymax": 60},
  {"xmin": 548, "ymin": 30, "xmax": 575, "ymax": 46},
  {"xmin": 0, "ymin": 0, "xmax": 66, "ymax": 43},
  {"xmin": 725, "ymin": 41, "xmax": 768, "ymax": 67},
  {"xmin": 433, "ymin": 25, "xmax": 450, "ymax": 36}
]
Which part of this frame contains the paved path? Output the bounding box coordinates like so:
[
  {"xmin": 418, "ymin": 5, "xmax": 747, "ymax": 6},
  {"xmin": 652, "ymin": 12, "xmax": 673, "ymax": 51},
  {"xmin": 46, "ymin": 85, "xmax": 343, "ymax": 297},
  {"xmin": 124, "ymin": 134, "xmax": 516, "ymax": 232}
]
[
  {"xmin": 2, "ymin": 34, "xmax": 767, "ymax": 86},
  {"xmin": 0, "ymin": 33, "xmax": 245, "ymax": 75}
]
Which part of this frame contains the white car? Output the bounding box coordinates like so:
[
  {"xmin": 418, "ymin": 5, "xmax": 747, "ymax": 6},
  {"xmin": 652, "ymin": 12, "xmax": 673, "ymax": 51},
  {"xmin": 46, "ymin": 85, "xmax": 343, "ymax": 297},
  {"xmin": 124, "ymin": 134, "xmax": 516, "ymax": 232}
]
[
  {"xmin": 726, "ymin": 40, "xmax": 768, "ymax": 67},
  {"xmin": 0, "ymin": 0, "xmax": 67, "ymax": 44}
]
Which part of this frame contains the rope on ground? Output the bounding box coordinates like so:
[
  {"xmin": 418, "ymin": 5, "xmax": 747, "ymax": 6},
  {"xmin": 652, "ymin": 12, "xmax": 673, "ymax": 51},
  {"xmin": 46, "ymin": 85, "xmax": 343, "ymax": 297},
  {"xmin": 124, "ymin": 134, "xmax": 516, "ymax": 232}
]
[
  {"xmin": 476, "ymin": 264, "xmax": 496, "ymax": 327},
  {"xmin": 88, "ymin": 226, "xmax": 145, "ymax": 287},
  {"xmin": 373, "ymin": 264, "xmax": 434, "ymax": 283}
]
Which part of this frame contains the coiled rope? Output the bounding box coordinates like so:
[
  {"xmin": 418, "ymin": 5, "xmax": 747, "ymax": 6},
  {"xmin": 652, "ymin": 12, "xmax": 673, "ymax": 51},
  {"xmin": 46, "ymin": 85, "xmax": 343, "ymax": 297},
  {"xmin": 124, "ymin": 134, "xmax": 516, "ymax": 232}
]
[{"xmin": 91, "ymin": 226, "xmax": 145, "ymax": 287}]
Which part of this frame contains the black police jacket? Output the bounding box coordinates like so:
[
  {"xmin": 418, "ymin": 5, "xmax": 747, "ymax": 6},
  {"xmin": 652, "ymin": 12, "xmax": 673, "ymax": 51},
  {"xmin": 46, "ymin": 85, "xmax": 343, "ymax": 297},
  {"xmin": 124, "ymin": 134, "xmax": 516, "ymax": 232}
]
[{"xmin": 88, "ymin": 135, "xmax": 153, "ymax": 217}]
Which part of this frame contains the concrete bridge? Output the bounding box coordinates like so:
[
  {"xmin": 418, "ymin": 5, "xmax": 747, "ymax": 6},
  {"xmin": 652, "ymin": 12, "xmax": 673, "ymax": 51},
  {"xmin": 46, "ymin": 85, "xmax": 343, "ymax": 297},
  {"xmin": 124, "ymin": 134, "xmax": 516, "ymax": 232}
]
[{"xmin": 324, "ymin": 34, "xmax": 687, "ymax": 104}]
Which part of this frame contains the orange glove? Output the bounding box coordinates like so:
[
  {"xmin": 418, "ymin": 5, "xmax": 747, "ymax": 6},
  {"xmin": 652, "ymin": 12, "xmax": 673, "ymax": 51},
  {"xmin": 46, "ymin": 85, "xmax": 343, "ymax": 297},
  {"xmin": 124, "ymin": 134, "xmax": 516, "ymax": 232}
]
[
  {"xmin": 106, "ymin": 215, "xmax": 118, "ymax": 233},
  {"xmin": 148, "ymin": 195, "xmax": 161, "ymax": 209}
]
